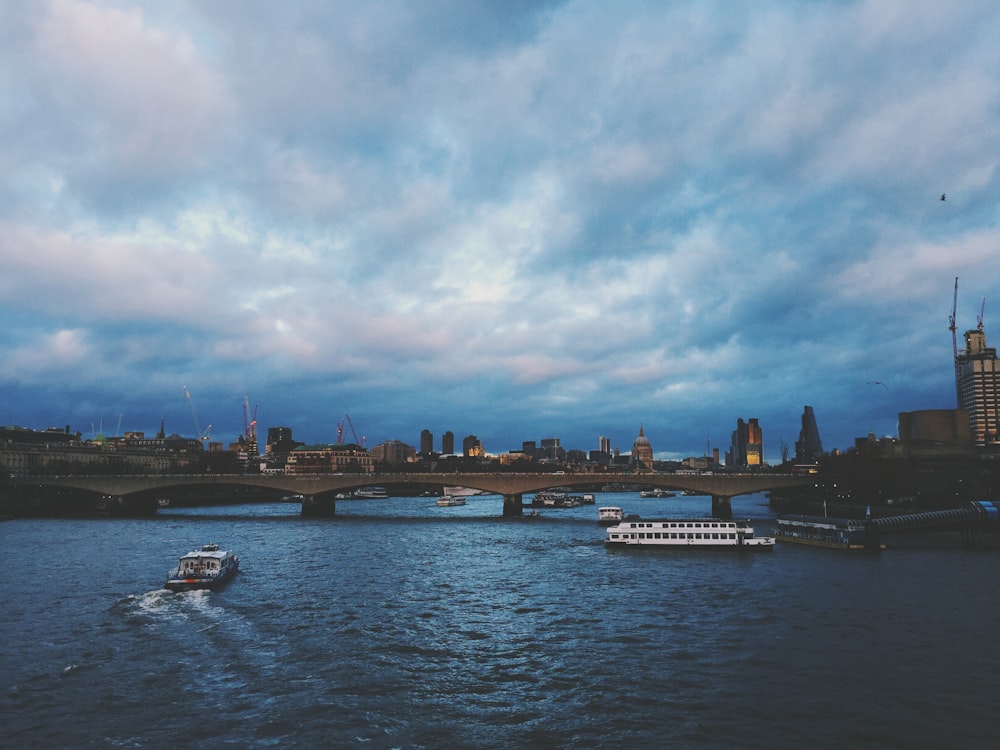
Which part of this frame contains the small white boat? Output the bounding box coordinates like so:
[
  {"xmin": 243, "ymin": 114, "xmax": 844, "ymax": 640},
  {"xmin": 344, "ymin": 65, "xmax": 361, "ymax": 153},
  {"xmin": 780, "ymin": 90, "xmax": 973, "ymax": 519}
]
[
  {"xmin": 605, "ymin": 519, "xmax": 774, "ymax": 549},
  {"xmin": 436, "ymin": 495, "xmax": 467, "ymax": 506},
  {"xmin": 640, "ymin": 489, "xmax": 675, "ymax": 498},
  {"xmin": 165, "ymin": 544, "xmax": 239, "ymax": 591},
  {"xmin": 598, "ymin": 506, "xmax": 625, "ymax": 526}
]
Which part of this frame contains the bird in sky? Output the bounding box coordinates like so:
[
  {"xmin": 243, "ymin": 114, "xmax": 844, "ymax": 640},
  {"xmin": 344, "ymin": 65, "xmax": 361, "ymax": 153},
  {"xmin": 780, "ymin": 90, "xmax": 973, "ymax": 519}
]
[
  {"xmin": 941, "ymin": 193, "xmax": 947, "ymax": 201},
  {"xmin": 867, "ymin": 380, "xmax": 889, "ymax": 389}
]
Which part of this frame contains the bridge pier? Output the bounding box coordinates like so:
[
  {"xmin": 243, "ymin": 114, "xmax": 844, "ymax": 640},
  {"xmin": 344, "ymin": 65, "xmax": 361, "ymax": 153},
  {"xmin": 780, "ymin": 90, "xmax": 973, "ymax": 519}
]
[
  {"xmin": 502, "ymin": 493, "xmax": 523, "ymax": 516},
  {"xmin": 108, "ymin": 494, "xmax": 158, "ymax": 516},
  {"xmin": 300, "ymin": 494, "xmax": 336, "ymax": 517},
  {"xmin": 711, "ymin": 495, "xmax": 733, "ymax": 520}
]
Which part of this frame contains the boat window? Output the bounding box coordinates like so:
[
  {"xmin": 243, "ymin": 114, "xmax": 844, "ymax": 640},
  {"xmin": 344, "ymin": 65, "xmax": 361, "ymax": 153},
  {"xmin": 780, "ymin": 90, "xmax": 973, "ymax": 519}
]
[{"xmin": 712, "ymin": 533, "xmax": 719, "ymax": 539}]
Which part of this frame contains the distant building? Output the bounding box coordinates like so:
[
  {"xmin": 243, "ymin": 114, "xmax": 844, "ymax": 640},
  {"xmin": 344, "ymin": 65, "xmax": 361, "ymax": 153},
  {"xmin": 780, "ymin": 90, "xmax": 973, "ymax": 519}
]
[
  {"xmin": 956, "ymin": 326, "xmax": 1000, "ymax": 445},
  {"xmin": 371, "ymin": 439, "xmax": 417, "ymax": 464},
  {"xmin": 795, "ymin": 406, "xmax": 824, "ymax": 463},
  {"xmin": 462, "ymin": 434, "xmax": 483, "ymax": 457},
  {"xmin": 265, "ymin": 426, "xmax": 299, "ymax": 455},
  {"xmin": 420, "ymin": 429, "xmax": 433, "ymax": 455},
  {"xmin": 631, "ymin": 425, "xmax": 653, "ymax": 471},
  {"xmin": 727, "ymin": 418, "xmax": 762, "ymax": 468},
  {"xmin": 441, "ymin": 431, "xmax": 454, "ymax": 455},
  {"xmin": 598, "ymin": 435, "xmax": 611, "ymax": 455},
  {"xmin": 285, "ymin": 445, "xmax": 373, "ymax": 474},
  {"xmin": 538, "ymin": 438, "xmax": 564, "ymax": 462}
]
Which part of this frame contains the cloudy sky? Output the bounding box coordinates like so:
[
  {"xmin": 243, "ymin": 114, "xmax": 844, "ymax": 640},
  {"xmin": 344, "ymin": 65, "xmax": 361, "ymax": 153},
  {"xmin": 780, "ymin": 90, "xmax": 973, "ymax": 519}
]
[{"xmin": 1, "ymin": 1, "xmax": 998, "ymax": 462}]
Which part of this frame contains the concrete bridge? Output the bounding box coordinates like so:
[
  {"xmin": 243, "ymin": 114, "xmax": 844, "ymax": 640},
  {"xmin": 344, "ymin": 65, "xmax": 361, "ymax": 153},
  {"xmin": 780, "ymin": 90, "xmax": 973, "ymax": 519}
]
[{"xmin": 6, "ymin": 471, "xmax": 811, "ymax": 518}]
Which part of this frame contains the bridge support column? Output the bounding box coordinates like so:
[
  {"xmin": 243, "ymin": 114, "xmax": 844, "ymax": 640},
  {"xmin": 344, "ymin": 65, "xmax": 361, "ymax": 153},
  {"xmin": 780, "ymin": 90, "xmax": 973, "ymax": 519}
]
[
  {"xmin": 301, "ymin": 494, "xmax": 335, "ymax": 517},
  {"xmin": 711, "ymin": 495, "xmax": 733, "ymax": 520},
  {"xmin": 108, "ymin": 495, "xmax": 158, "ymax": 516},
  {"xmin": 502, "ymin": 493, "xmax": 523, "ymax": 516}
]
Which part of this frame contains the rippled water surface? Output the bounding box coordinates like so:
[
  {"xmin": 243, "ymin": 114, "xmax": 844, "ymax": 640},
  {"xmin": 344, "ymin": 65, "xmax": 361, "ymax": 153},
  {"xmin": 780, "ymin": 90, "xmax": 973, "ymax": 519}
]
[{"xmin": 2, "ymin": 493, "xmax": 998, "ymax": 748}]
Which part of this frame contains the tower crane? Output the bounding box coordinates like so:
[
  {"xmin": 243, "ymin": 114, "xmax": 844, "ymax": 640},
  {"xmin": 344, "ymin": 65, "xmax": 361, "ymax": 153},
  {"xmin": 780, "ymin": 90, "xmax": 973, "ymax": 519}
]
[
  {"xmin": 949, "ymin": 277, "xmax": 959, "ymax": 358},
  {"xmin": 978, "ymin": 297, "xmax": 986, "ymax": 331},
  {"xmin": 183, "ymin": 386, "xmax": 212, "ymax": 446},
  {"xmin": 345, "ymin": 413, "xmax": 365, "ymax": 448},
  {"xmin": 950, "ymin": 279, "xmax": 961, "ymax": 408}
]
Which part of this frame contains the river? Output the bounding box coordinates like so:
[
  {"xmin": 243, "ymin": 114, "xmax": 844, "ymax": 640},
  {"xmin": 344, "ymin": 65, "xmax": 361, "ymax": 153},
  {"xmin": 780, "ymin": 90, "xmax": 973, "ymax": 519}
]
[{"xmin": 1, "ymin": 492, "xmax": 997, "ymax": 748}]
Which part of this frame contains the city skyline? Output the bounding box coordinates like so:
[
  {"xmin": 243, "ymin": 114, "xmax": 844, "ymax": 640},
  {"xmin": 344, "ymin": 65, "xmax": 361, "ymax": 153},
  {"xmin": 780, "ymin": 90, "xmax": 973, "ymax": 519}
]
[{"xmin": 2, "ymin": 2, "xmax": 999, "ymax": 463}]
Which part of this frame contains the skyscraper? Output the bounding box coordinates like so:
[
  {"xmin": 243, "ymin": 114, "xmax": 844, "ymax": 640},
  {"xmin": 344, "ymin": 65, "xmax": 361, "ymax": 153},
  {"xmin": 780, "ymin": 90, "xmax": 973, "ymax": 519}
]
[
  {"xmin": 795, "ymin": 406, "xmax": 823, "ymax": 462},
  {"xmin": 420, "ymin": 429, "xmax": 433, "ymax": 455},
  {"xmin": 598, "ymin": 435, "xmax": 611, "ymax": 454},
  {"xmin": 441, "ymin": 431, "xmax": 455, "ymax": 455},
  {"xmin": 956, "ymin": 327, "xmax": 1000, "ymax": 445},
  {"xmin": 727, "ymin": 418, "xmax": 762, "ymax": 467}
]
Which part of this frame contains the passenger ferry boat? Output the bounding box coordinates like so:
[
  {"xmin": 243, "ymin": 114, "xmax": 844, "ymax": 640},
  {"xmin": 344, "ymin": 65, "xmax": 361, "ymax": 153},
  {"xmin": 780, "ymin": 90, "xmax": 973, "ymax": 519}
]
[
  {"xmin": 354, "ymin": 486, "xmax": 389, "ymax": 499},
  {"xmin": 436, "ymin": 495, "xmax": 467, "ymax": 506},
  {"xmin": 164, "ymin": 544, "xmax": 239, "ymax": 591},
  {"xmin": 598, "ymin": 506, "xmax": 625, "ymax": 526},
  {"xmin": 605, "ymin": 519, "xmax": 774, "ymax": 548}
]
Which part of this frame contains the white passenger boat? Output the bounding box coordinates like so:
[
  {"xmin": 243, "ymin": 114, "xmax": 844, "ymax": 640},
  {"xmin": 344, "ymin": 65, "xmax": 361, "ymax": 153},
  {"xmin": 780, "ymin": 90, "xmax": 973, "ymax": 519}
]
[
  {"xmin": 605, "ymin": 519, "xmax": 775, "ymax": 548},
  {"xmin": 354, "ymin": 486, "xmax": 389, "ymax": 499},
  {"xmin": 598, "ymin": 506, "xmax": 625, "ymax": 526},
  {"xmin": 165, "ymin": 544, "xmax": 240, "ymax": 591},
  {"xmin": 436, "ymin": 495, "xmax": 467, "ymax": 506}
]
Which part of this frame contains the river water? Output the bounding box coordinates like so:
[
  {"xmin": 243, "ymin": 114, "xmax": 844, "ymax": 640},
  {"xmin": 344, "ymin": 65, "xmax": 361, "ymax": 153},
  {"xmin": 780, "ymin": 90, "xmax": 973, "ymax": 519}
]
[{"xmin": 2, "ymin": 492, "xmax": 998, "ymax": 749}]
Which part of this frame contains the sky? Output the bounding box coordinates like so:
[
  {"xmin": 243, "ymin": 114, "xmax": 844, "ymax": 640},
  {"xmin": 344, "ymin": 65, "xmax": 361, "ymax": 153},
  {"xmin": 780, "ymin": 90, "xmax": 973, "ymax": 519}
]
[{"xmin": 1, "ymin": 0, "xmax": 999, "ymax": 463}]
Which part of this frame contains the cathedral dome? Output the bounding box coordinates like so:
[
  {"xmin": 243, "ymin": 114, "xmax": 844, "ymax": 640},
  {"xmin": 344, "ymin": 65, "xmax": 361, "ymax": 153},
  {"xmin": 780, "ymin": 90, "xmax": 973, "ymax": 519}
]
[{"xmin": 631, "ymin": 425, "xmax": 653, "ymax": 470}]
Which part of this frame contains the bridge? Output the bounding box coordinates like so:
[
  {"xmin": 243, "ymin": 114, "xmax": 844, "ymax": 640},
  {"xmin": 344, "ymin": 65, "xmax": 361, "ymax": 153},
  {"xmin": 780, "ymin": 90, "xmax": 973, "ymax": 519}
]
[{"xmin": 5, "ymin": 471, "xmax": 811, "ymax": 518}]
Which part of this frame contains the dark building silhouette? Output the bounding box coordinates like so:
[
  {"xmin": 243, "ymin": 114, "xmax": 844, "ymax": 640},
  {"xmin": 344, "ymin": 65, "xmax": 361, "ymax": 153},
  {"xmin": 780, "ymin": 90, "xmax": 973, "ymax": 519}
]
[
  {"xmin": 420, "ymin": 429, "xmax": 433, "ymax": 455},
  {"xmin": 794, "ymin": 406, "xmax": 824, "ymax": 463},
  {"xmin": 266, "ymin": 426, "xmax": 298, "ymax": 455},
  {"xmin": 441, "ymin": 431, "xmax": 454, "ymax": 455},
  {"xmin": 726, "ymin": 417, "xmax": 762, "ymax": 467}
]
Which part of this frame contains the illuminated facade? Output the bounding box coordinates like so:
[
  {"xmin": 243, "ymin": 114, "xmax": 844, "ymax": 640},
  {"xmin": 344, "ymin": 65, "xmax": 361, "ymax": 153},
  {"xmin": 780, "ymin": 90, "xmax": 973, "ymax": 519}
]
[{"xmin": 727, "ymin": 418, "xmax": 762, "ymax": 467}]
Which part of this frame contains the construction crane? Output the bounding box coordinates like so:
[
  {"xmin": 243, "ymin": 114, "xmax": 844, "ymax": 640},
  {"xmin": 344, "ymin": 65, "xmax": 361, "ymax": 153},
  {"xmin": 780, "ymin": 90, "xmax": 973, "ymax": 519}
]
[
  {"xmin": 949, "ymin": 277, "xmax": 959, "ymax": 358},
  {"xmin": 344, "ymin": 413, "xmax": 365, "ymax": 448},
  {"xmin": 949, "ymin": 279, "xmax": 962, "ymax": 408},
  {"xmin": 978, "ymin": 297, "xmax": 986, "ymax": 331},
  {"xmin": 183, "ymin": 386, "xmax": 212, "ymax": 446}
]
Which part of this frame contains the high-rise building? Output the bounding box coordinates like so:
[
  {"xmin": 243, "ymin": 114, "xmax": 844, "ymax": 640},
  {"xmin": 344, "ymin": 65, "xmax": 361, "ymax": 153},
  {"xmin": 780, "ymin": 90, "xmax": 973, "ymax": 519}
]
[
  {"xmin": 441, "ymin": 431, "xmax": 454, "ymax": 454},
  {"xmin": 420, "ymin": 429, "xmax": 433, "ymax": 455},
  {"xmin": 956, "ymin": 327, "xmax": 1000, "ymax": 445},
  {"xmin": 598, "ymin": 435, "xmax": 611, "ymax": 454},
  {"xmin": 795, "ymin": 406, "xmax": 823, "ymax": 462},
  {"xmin": 266, "ymin": 426, "xmax": 297, "ymax": 455},
  {"xmin": 462, "ymin": 434, "xmax": 483, "ymax": 457},
  {"xmin": 727, "ymin": 418, "xmax": 762, "ymax": 467}
]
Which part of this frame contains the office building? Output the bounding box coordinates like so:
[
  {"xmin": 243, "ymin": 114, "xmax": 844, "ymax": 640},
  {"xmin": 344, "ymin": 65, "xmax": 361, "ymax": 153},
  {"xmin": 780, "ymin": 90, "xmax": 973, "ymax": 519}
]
[
  {"xmin": 441, "ymin": 431, "xmax": 454, "ymax": 455},
  {"xmin": 956, "ymin": 327, "xmax": 1000, "ymax": 445},
  {"xmin": 727, "ymin": 418, "xmax": 762, "ymax": 467},
  {"xmin": 794, "ymin": 406, "xmax": 823, "ymax": 463},
  {"xmin": 420, "ymin": 429, "xmax": 433, "ymax": 455}
]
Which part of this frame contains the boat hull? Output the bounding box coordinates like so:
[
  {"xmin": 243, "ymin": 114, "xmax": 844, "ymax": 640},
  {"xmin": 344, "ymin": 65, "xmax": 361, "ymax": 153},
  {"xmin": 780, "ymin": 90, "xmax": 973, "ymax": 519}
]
[
  {"xmin": 605, "ymin": 518, "xmax": 775, "ymax": 549},
  {"xmin": 164, "ymin": 564, "xmax": 238, "ymax": 591}
]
